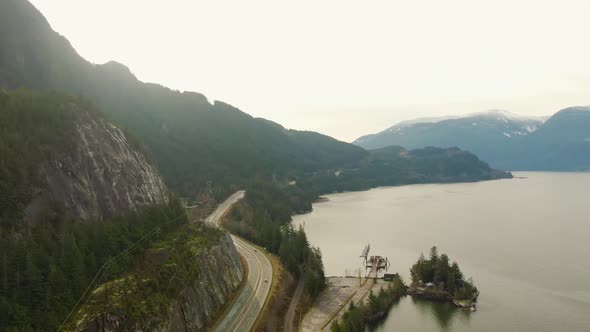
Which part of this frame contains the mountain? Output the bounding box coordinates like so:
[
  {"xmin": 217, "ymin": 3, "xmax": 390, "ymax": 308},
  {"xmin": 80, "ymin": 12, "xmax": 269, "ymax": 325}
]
[
  {"xmin": 509, "ymin": 107, "xmax": 590, "ymax": 170},
  {"xmin": 0, "ymin": 0, "xmax": 367, "ymax": 195},
  {"xmin": 0, "ymin": 91, "xmax": 245, "ymax": 332},
  {"xmin": 354, "ymin": 109, "xmax": 590, "ymax": 171},
  {"xmin": 0, "ymin": 0, "xmax": 511, "ymax": 195},
  {"xmin": 0, "ymin": 89, "xmax": 193, "ymax": 330},
  {"xmin": 354, "ymin": 110, "xmax": 545, "ymax": 162},
  {"xmin": 0, "ymin": 90, "xmax": 170, "ymax": 227}
]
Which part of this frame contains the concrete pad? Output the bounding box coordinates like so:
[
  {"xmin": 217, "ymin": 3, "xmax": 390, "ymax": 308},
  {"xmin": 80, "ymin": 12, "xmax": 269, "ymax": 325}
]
[{"xmin": 301, "ymin": 277, "xmax": 389, "ymax": 331}]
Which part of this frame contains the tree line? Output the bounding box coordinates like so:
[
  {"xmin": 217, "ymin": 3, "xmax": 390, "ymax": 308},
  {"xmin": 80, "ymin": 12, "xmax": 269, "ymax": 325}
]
[
  {"xmin": 68, "ymin": 218, "xmax": 222, "ymax": 331},
  {"xmin": 330, "ymin": 276, "xmax": 406, "ymax": 332},
  {"xmin": 410, "ymin": 246, "xmax": 478, "ymax": 300},
  {"xmin": 0, "ymin": 198, "xmax": 189, "ymax": 331},
  {"xmin": 223, "ymin": 181, "xmax": 326, "ymax": 298}
]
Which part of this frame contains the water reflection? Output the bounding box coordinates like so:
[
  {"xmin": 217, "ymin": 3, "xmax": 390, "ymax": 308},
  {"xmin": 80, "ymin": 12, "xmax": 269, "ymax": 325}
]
[
  {"xmin": 368, "ymin": 297, "xmax": 470, "ymax": 332},
  {"xmin": 366, "ymin": 296, "xmax": 403, "ymax": 331},
  {"xmin": 411, "ymin": 297, "xmax": 469, "ymax": 331}
]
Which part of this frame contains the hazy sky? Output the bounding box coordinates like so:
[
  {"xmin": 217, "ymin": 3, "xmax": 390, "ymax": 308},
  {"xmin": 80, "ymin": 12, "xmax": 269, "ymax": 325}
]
[{"xmin": 30, "ymin": 0, "xmax": 590, "ymax": 141}]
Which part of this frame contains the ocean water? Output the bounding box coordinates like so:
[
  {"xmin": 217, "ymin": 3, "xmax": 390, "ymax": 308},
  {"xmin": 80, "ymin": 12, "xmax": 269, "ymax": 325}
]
[{"xmin": 293, "ymin": 172, "xmax": 590, "ymax": 331}]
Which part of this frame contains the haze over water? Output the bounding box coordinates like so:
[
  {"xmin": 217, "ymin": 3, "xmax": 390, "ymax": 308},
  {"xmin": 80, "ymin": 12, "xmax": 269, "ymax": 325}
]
[{"xmin": 293, "ymin": 172, "xmax": 590, "ymax": 331}]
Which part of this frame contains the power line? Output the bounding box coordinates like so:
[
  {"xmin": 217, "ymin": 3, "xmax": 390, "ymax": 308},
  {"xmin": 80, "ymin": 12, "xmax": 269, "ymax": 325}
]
[{"xmin": 57, "ymin": 213, "xmax": 186, "ymax": 331}]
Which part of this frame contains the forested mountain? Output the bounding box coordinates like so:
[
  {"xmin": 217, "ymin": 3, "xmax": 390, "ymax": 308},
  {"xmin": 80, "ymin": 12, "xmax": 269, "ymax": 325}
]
[
  {"xmin": 0, "ymin": 90, "xmax": 194, "ymax": 330},
  {"xmin": 0, "ymin": 90, "xmax": 170, "ymax": 228},
  {"xmin": 0, "ymin": 0, "xmax": 367, "ymax": 195},
  {"xmin": 354, "ymin": 108, "xmax": 590, "ymax": 171},
  {"xmin": 513, "ymin": 107, "xmax": 590, "ymax": 170},
  {"xmin": 287, "ymin": 145, "xmax": 509, "ymax": 212},
  {"xmin": 0, "ymin": 0, "xmax": 511, "ymax": 195}
]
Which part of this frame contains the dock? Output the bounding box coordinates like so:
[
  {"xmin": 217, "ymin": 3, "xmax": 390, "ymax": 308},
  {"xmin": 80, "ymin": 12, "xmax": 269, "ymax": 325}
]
[
  {"xmin": 299, "ymin": 244, "xmax": 395, "ymax": 331},
  {"xmin": 366, "ymin": 255, "xmax": 389, "ymax": 279}
]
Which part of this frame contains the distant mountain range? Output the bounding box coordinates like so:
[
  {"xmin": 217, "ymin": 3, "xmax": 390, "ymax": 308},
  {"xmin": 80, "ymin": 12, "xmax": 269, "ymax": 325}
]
[{"xmin": 354, "ymin": 108, "xmax": 590, "ymax": 171}]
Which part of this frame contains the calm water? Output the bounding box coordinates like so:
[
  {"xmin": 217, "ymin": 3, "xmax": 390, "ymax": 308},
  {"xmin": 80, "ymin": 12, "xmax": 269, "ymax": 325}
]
[{"xmin": 293, "ymin": 172, "xmax": 590, "ymax": 332}]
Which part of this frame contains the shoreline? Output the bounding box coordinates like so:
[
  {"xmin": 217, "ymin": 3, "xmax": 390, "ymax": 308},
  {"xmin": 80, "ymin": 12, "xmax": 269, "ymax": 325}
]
[
  {"xmin": 313, "ymin": 196, "xmax": 330, "ymax": 203},
  {"xmin": 293, "ymin": 176, "xmax": 516, "ymax": 217},
  {"xmin": 407, "ymin": 287, "xmax": 478, "ymax": 312},
  {"xmin": 289, "ymin": 172, "xmax": 589, "ymax": 331}
]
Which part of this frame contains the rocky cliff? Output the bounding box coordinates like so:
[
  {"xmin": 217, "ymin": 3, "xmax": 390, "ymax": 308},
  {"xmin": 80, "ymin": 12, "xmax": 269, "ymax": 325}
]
[
  {"xmin": 166, "ymin": 233, "xmax": 243, "ymax": 331},
  {"xmin": 1, "ymin": 90, "xmax": 243, "ymax": 331},
  {"xmin": 81, "ymin": 232, "xmax": 244, "ymax": 332},
  {"xmin": 21, "ymin": 99, "xmax": 169, "ymax": 223},
  {"xmin": 0, "ymin": 90, "xmax": 170, "ymax": 225},
  {"xmin": 41, "ymin": 106, "xmax": 168, "ymax": 221}
]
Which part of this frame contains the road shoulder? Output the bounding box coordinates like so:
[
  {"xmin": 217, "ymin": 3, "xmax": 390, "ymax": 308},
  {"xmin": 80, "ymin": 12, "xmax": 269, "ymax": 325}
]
[{"xmin": 205, "ymin": 254, "xmax": 249, "ymax": 331}]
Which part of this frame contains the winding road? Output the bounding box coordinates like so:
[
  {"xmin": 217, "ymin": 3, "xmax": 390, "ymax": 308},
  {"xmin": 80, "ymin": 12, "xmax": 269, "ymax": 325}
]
[{"xmin": 205, "ymin": 191, "xmax": 273, "ymax": 332}]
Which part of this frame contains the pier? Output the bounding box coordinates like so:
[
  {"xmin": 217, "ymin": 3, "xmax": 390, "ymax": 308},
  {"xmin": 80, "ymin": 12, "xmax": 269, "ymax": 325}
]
[
  {"xmin": 366, "ymin": 255, "xmax": 389, "ymax": 278},
  {"xmin": 299, "ymin": 244, "xmax": 396, "ymax": 331},
  {"xmin": 360, "ymin": 244, "xmax": 390, "ymax": 279},
  {"xmin": 360, "ymin": 244, "xmax": 370, "ymax": 263}
]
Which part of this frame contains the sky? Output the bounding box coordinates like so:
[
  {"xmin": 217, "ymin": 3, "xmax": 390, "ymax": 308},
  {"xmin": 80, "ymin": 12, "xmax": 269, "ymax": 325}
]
[{"xmin": 29, "ymin": 0, "xmax": 590, "ymax": 141}]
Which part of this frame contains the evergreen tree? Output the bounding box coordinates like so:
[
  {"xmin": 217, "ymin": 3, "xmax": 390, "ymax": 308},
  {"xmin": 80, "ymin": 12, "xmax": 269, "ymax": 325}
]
[
  {"xmin": 410, "ymin": 252, "xmax": 426, "ymax": 284},
  {"xmin": 343, "ymin": 301, "xmax": 364, "ymax": 332},
  {"xmin": 434, "ymin": 253, "xmax": 449, "ymax": 287},
  {"xmin": 429, "ymin": 246, "xmax": 439, "ymax": 270},
  {"xmin": 368, "ymin": 290, "xmax": 379, "ymax": 316},
  {"xmin": 447, "ymin": 269, "xmax": 456, "ymax": 295},
  {"xmin": 410, "ymin": 247, "xmax": 476, "ymax": 300},
  {"xmin": 330, "ymin": 320, "xmax": 344, "ymax": 332},
  {"xmin": 450, "ymin": 262, "xmax": 463, "ymax": 282}
]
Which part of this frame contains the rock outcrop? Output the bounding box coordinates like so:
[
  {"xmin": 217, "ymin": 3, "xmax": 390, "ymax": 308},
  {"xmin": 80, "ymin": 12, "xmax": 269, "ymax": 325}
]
[
  {"xmin": 82, "ymin": 233, "xmax": 244, "ymax": 332},
  {"xmin": 165, "ymin": 233, "xmax": 243, "ymax": 331},
  {"xmin": 26, "ymin": 104, "xmax": 169, "ymax": 223}
]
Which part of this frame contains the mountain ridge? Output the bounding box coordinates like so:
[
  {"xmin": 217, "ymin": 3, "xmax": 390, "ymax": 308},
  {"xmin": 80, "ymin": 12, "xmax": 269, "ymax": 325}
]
[
  {"xmin": 393, "ymin": 110, "xmax": 547, "ymax": 128},
  {"xmin": 4, "ymin": 0, "xmax": 505, "ymax": 197},
  {"xmin": 354, "ymin": 107, "xmax": 590, "ymax": 171}
]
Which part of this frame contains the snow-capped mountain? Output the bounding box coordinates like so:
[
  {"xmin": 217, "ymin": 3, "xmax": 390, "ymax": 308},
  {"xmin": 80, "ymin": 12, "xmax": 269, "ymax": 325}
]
[
  {"xmin": 354, "ymin": 110, "xmax": 546, "ymax": 149},
  {"xmin": 354, "ymin": 108, "xmax": 590, "ymax": 171},
  {"xmin": 390, "ymin": 110, "xmax": 547, "ymax": 129}
]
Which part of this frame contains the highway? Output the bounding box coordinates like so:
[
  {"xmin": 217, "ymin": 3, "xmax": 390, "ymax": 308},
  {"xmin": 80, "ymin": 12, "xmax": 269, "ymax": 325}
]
[
  {"xmin": 205, "ymin": 190, "xmax": 273, "ymax": 332},
  {"xmin": 204, "ymin": 190, "xmax": 246, "ymax": 227}
]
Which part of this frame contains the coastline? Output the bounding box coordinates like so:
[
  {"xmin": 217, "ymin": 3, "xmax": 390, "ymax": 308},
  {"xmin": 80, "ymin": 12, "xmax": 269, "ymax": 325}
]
[
  {"xmin": 290, "ymin": 172, "xmax": 590, "ymax": 331},
  {"xmin": 313, "ymin": 196, "xmax": 330, "ymax": 204},
  {"xmin": 407, "ymin": 287, "xmax": 478, "ymax": 312}
]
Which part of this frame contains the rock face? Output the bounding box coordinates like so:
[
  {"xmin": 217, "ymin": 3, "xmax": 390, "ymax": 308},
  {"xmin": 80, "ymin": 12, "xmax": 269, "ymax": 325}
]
[
  {"xmin": 83, "ymin": 233, "xmax": 244, "ymax": 332},
  {"xmin": 27, "ymin": 105, "xmax": 169, "ymax": 222},
  {"xmin": 165, "ymin": 233, "xmax": 244, "ymax": 331}
]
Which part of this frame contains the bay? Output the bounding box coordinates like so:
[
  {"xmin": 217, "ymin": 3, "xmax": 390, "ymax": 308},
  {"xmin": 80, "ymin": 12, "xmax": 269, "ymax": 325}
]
[{"xmin": 293, "ymin": 172, "xmax": 590, "ymax": 331}]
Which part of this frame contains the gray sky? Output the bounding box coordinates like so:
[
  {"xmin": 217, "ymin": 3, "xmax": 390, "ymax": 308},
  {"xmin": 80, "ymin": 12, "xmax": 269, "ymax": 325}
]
[{"xmin": 30, "ymin": 0, "xmax": 590, "ymax": 141}]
